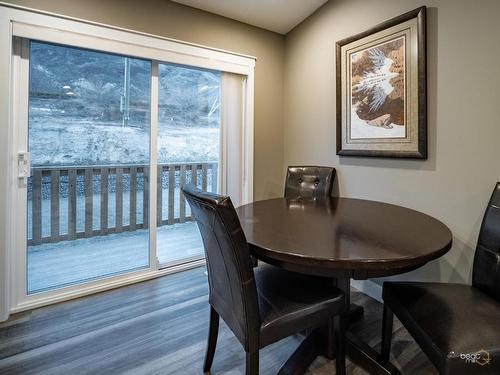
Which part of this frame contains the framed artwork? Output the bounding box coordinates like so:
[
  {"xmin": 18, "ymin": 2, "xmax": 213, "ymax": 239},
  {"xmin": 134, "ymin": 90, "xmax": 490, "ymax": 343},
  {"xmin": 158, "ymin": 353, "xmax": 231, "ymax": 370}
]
[{"xmin": 336, "ymin": 6, "xmax": 427, "ymax": 158}]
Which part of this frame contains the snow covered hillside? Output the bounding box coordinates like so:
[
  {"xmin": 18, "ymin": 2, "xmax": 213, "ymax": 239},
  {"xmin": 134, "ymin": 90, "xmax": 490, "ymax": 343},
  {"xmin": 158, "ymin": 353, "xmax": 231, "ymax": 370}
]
[{"xmin": 29, "ymin": 41, "xmax": 220, "ymax": 166}]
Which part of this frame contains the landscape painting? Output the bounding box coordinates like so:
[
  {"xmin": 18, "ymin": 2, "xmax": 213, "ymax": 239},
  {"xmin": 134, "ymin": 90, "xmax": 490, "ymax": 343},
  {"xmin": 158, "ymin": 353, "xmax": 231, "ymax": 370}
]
[
  {"xmin": 336, "ymin": 6, "xmax": 427, "ymax": 159},
  {"xmin": 350, "ymin": 37, "xmax": 405, "ymax": 139}
]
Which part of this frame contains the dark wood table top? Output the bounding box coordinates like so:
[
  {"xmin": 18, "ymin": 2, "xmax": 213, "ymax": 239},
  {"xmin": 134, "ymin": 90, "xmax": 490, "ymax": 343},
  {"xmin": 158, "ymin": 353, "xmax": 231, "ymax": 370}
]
[{"xmin": 236, "ymin": 197, "xmax": 453, "ymax": 279}]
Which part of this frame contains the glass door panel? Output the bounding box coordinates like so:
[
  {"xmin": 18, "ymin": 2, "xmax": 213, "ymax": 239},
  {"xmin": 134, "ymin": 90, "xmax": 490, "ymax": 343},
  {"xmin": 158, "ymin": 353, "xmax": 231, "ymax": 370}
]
[
  {"xmin": 156, "ymin": 63, "xmax": 221, "ymax": 266},
  {"xmin": 27, "ymin": 41, "xmax": 151, "ymax": 293}
]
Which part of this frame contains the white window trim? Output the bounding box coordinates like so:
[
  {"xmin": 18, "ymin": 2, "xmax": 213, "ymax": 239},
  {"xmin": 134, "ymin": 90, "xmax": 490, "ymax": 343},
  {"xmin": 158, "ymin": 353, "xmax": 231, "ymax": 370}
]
[
  {"xmin": 1, "ymin": 2, "xmax": 256, "ymax": 74},
  {"xmin": 0, "ymin": 3, "xmax": 255, "ymax": 320}
]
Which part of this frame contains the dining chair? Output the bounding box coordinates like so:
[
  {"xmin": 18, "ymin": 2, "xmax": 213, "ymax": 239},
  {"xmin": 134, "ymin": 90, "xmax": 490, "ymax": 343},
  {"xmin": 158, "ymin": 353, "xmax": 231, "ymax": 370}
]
[
  {"xmin": 380, "ymin": 182, "xmax": 500, "ymax": 375},
  {"xmin": 284, "ymin": 166, "xmax": 335, "ymax": 198},
  {"xmin": 182, "ymin": 184, "xmax": 347, "ymax": 375}
]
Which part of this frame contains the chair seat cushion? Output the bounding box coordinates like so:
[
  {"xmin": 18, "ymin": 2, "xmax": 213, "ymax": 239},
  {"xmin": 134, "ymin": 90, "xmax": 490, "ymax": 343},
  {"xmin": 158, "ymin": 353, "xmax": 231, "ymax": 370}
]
[
  {"xmin": 383, "ymin": 282, "xmax": 500, "ymax": 374},
  {"xmin": 255, "ymin": 264, "xmax": 344, "ymax": 348}
]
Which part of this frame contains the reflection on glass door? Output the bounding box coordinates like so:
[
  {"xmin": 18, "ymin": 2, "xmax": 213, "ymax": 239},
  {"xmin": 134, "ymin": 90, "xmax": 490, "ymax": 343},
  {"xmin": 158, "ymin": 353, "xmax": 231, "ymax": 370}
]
[
  {"xmin": 156, "ymin": 63, "xmax": 221, "ymax": 266},
  {"xmin": 27, "ymin": 41, "xmax": 151, "ymax": 293}
]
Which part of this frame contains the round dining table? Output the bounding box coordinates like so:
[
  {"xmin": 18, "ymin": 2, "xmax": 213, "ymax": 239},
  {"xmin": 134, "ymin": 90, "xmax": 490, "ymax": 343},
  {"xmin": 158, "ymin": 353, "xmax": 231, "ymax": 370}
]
[{"xmin": 236, "ymin": 196, "xmax": 453, "ymax": 375}]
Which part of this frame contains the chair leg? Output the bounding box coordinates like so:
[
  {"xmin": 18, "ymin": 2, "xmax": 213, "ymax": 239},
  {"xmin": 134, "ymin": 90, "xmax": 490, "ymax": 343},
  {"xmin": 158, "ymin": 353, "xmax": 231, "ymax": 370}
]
[
  {"xmin": 245, "ymin": 350, "xmax": 259, "ymax": 375},
  {"xmin": 203, "ymin": 306, "xmax": 220, "ymax": 373},
  {"xmin": 250, "ymin": 255, "xmax": 258, "ymax": 267},
  {"xmin": 379, "ymin": 304, "xmax": 394, "ymax": 364},
  {"xmin": 326, "ymin": 316, "xmax": 335, "ymax": 359},
  {"xmin": 334, "ymin": 315, "xmax": 346, "ymax": 375}
]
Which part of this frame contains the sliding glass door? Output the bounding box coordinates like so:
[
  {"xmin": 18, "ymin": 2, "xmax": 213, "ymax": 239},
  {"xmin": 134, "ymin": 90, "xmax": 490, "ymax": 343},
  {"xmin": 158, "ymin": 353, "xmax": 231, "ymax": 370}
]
[
  {"xmin": 156, "ymin": 63, "xmax": 220, "ymax": 266},
  {"xmin": 26, "ymin": 41, "xmax": 152, "ymax": 293},
  {"xmin": 22, "ymin": 40, "xmax": 223, "ymax": 294}
]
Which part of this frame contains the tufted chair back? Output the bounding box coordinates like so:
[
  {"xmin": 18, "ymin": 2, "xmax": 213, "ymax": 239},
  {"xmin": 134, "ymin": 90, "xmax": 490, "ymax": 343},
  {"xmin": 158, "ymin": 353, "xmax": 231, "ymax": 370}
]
[
  {"xmin": 182, "ymin": 184, "xmax": 260, "ymax": 351},
  {"xmin": 472, "ymin": 182, "xmax": 500, "ymax": 301},
  {"xmin": 284, "ymin": 166, "xmax": 335, "ymax": 199}
]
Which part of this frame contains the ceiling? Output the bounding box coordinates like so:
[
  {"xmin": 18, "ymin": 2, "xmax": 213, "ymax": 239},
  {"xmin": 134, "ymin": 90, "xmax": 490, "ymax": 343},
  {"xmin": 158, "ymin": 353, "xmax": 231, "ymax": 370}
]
[{"xmin": 170, "ymin": 0, "xmax": 328, "ymax": 34}]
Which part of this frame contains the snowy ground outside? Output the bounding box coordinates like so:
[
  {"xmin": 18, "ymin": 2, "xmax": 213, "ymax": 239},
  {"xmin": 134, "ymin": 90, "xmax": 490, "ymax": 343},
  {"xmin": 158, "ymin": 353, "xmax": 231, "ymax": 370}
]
[
  {"xmin": 29, "ymin": 116, "xmax": 220, "ymax": 166},
  {"xmin": 28, "ymin": 222, "xmax": 204, "ymax": 293}
]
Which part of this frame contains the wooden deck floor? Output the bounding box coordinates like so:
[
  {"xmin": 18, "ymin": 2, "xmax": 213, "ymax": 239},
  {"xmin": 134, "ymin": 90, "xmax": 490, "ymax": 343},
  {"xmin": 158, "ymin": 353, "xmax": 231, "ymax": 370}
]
[
  {"xmin": 28, "ymin": 222, "xmax": 203, "ymax": 293},
  {"xmin": 0, "ymin": 267, "xmax": 436, "ymax": 374}
]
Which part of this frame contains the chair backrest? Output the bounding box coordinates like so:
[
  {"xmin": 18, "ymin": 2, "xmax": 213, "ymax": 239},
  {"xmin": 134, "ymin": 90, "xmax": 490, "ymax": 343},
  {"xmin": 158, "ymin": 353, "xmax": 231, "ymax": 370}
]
[
  {"xmin": 472, "ymin": 182, "xmax": 500, "ymax": 301},
  {"xmin": 182, "ymin": 184, "xmax": 260, "ymax": 350},
  {"xmin": 284, "ymin": 166, "xmax": 335, "ymax": 199}
]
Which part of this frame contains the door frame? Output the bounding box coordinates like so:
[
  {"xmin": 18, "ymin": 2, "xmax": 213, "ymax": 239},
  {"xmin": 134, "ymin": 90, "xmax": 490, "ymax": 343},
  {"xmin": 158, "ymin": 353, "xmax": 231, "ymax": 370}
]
[{"xmin": 0, "ymin": 4, "xmax": 255, "ymax": 319}]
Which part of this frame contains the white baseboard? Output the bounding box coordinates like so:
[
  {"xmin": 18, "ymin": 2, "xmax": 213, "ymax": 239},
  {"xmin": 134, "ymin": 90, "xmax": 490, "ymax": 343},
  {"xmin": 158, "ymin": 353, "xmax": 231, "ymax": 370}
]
[
  {"xmin": 351, "ymin": 279, "xmax": 383, "ymax": 303},
  {"xmin": 0, "ymin": 308, "xmax": 9, "ymax": 323}
]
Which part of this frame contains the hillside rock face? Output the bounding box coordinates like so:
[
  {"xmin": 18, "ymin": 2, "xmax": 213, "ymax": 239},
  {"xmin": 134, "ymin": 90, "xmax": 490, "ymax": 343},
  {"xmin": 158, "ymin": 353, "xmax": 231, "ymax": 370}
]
[{"xmin": 29, "ymin": 41, "xmax": 221, "ymax": 166}]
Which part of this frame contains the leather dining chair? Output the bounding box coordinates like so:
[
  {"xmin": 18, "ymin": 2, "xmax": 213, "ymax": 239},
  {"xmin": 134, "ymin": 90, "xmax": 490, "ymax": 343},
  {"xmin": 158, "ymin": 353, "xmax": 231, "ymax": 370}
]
[
  {"xmin": 380, "ymin": 182, "xmax": 500, "ymax": 375},
  {"xmin": 284, "ymin": 166, "xmax": 335, "ymax": 198},
  {"xmin": 182, "ymin": 184, "xmax": 347, "ymax": 375}
]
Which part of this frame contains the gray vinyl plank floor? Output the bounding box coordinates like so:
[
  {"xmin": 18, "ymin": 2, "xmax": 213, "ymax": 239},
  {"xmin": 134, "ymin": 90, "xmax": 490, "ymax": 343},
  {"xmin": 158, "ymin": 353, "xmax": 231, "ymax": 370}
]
[{"xmin": 0, "ymin": 267, "xmax": 436, "ymax": 374}]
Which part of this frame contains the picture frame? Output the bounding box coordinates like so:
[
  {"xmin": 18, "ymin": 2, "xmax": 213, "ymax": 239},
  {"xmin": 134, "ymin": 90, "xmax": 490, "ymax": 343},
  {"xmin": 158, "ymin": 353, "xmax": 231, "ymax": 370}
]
[{"xmin": 336, "ymin": 6, "xmax": 427, "ymax": 159}]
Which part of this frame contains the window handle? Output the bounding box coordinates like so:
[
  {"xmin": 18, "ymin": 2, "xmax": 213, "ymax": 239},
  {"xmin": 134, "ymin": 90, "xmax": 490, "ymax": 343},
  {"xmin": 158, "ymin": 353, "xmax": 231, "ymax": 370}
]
[{"xmin": 18, "ymin": 151, "xmax": 31, "ymax": 183}]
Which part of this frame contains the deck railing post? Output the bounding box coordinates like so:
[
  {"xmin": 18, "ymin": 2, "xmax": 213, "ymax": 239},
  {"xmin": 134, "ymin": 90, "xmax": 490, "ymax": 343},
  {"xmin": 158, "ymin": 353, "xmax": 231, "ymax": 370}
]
[
  {"xmin": 143, "ymin": 167, "xmax": 149, "ymax": 229},
  {"xmin": 84, "ymin": 168, "xmax": 93, "ymax": 238},
  {"xmin": 201, "ymin": 164, "xmax": 208, "ymax": 192},
  {"xmin": 168, "ymin": 165, "xmax": 175, "ymax": 225},
  {"xmin": 68, "ymin": 168, "xmax": 77, "ymax": 240},
  {"xmin": 157, "ymin": 165, "xmax": 163, "ymax": 227},
  {"xmin": 115, "ymin": 167, "xmax": 123, "ymax": 233},
  {"xmin": 192, "ymin": 164, "xmax": 198, "ymax": 188},
  {"xmin": 130, "ymin": 167, "xmax": 137, "ymax": 231},
  {"xmin": 211, "ymin": 163, "xmax": 218, "ymax": 193},
  {"xmin": 100, "ymin": 168, "xmax": 109, "ymax": 236},
  {"xmin": 179, "ymin": 164, "xmax": 186, "ymax": 223},
  {"xmin": 31, "ymin": 169, "xmax": 42, "ymax": 245},
  {"xmin": 50, "ymin": 169, "xmax": 60, "ymax": 242}
]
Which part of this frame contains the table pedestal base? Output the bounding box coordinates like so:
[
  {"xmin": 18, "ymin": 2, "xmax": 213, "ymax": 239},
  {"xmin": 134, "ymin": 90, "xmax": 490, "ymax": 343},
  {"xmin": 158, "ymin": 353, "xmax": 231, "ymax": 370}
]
[{"xmin": 277, "ymin": 303, "xmax": 400, "ymax": 375}]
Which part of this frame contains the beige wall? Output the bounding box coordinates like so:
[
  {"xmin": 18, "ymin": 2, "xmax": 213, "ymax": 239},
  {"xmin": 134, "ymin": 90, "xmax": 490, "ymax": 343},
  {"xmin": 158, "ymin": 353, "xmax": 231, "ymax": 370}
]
[
  {"xmin": 3, "ymin": 0, "xmax": 285, "ymax": 200},
  {"xmin": 284, "ymin": 0, "xmax": 500, "ymax": 284}
]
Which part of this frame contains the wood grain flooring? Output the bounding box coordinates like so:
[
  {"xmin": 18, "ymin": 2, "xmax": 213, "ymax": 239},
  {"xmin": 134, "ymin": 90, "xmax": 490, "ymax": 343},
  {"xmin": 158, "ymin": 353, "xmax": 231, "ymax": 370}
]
[
  {"xmin": 28, "ymin": 222, "xmax": 203, "ymax": 293},
  {"xmin": 0, "ymin": 267, "xmax": 436, "ymax": 374}
]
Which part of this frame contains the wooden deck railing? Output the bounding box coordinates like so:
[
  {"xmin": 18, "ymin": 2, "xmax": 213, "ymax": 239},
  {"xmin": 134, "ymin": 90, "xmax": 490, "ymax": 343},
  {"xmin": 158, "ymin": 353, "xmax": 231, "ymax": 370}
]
[{"xmin": 28, "ymin": 162, "xmax": 217, "ymax": 245}]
